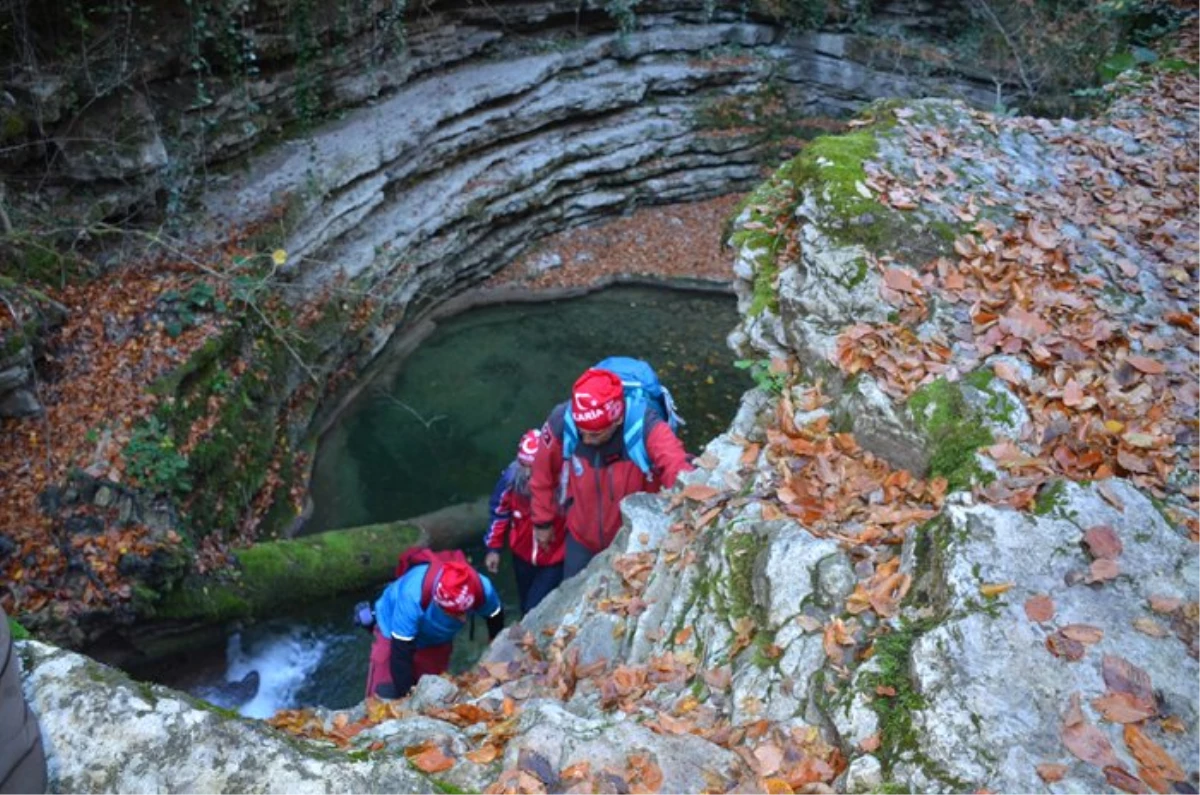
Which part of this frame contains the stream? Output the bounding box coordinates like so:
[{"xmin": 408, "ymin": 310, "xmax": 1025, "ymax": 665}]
[{"xmin": 143, "ymin": 285, "xmax": 750, "ymax": 715}]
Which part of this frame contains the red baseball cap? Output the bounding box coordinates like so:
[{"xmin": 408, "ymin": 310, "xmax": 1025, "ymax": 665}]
[
  {"xmin": 516, "ymin": 429, "xmax": 540, "ymax": 466},
  {"xmin": 433, "ymin": 562, "xmax": 482, "ymax": 614},
  {"xmin": 571, "ymin": 369, "xmax": 624, "ymax": 432}
]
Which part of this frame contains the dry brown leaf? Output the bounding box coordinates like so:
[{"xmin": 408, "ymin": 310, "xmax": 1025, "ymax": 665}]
[
  {"xmin": 762, "ymin": 778, "xmax": 795, "ymax": 795},
  {"xmin": 702, "ymin": 666, "xmax": 732, "ymax": 691},
  {"xmin": 1063, "ymin": 379, "xmax": 1086, "ymax": 407},
  {"xmin": 1132, "ymin": 617, "xmax": 1171, "ymax": 638},
  {"xmin": 754, "ymin": 744, "xmax": 784, "ymax": 776},
  {"xmin": 1105, "ymin": 766, "xmax": 1152, "ymax": 794},
  {"xmin": 1035, "ymin": 763, "xmax": 1068, "ymax": 783},
  {"xmin": 681, "ymin": 484, "xmax": 720, "ymax": 502},
  {"xmin": 1046, "ymin": 631, "xmax": 1086, "ymax": 661},
  {"xmin": 859, "ymin": 733, "xmax": 882, "ymax": 753},
  {"xmin": 560, "ymin": 761, "xmax": 592, "ymax": 782},
  {"xmin": 1125, "ymin": 356, "xmax": 1166, "ymax": 375},
  {"xmin": 1087, "ymin": 559, "xmax": 1121, "ymax": 583},
  {"xmin": 1027, "ymin": 219, "xmax": 1062, "ymax": 250},
  {"xmin": 740, "ymin": 443, "xmax": 761, "ymax": 467},
  {"xmin": 993, "ymin": 360, "xmax": 1024, "ymax": 385},
  {"xmin": 1160, "ymin": 716, "xmax": 1186, "ymax": 734},
  {"xmin": 796, "ymin": 615, "xmax": 823, "ymax": 632},
  {"xmin": 1124, "ymin": 724, "xmax": 1185, "ymax": 790},
  {"xmin": 1148, "ymin": 596, "xmax": 1182, "ymax": 614},
  {"xmin": 1098, "ymin": 482, "xmax": 1126, "ymax": 512},
  {"xmin": 466, "ymin": 745, "xmax": 501, "ymax": 764},
  {"xmin": 674, "ymin": 627, "xmax": 693, "ymax": 645},
  {"xmin": 1084, "ymin": 526, "xmax": 1123, "ymax": 560},
  {"xmin": 1061, "ymin": 693, "xmax": 1122, "ymax": 769},
  {"xmin": 1060, "ymin": 624, "xmax": 1105, "ymax": 645},
  {"xmin": 1025, "ymin": 594, "xmax": 1056, "ymax": 623},
  {"xmin": 1092, "ymin": 692, "xmax": 1157, "ymax": 724},
  {"xmin": 1102, "ymin": 655, "xmax": 1156, "ymax": 714},
  {"xmin": 410, "ymin": 745, "xmax": 456, "ymax": 774},
  {"xmin": 1116, "ymin": 448, "xmax": 1152, "ymax": 474}
]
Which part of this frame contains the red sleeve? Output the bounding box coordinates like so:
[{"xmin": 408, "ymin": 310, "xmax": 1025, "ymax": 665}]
[
  {"xmin": 531, "ymin": 424, "xmax": 563, "ymax": 528},
  {"xmin": 646, "ymin": 422, "xmax": 693, "ymax": 488}
]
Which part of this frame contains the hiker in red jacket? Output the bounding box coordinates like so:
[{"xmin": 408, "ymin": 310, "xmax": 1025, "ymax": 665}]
[
  {"xmin": 484, "ymin": 430, "xmax": 567, "ymax": 615},
  {"xmin": 530, "ymin": 367, "xmax": 692, "ymax": 579}
]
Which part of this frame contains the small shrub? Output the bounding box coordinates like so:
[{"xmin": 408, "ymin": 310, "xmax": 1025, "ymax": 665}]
[
  {"xmin": 124, "ymin": 416, "xmax": 191, "ymax": 496},
  {"xmin": 735, "ymin": 358, "xmax": 787, "ymax": 394}
]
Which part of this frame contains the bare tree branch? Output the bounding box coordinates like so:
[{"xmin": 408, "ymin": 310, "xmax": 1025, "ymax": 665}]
[{"xmin": 969, "ymin": 0, "xmax": 1037, "ymax": 101}]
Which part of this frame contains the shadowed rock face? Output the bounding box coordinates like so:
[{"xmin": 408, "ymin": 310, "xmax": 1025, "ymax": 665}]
[{"xmin": 5, "ymin": 1, "xmax": 994, "ymax": 312}]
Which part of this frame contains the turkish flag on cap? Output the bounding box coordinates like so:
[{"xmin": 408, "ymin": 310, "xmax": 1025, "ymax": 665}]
[
  {"xmin": 433, "ymin": 562, "xmax": 483, "ymax": 614},
  {"xmin": 571, "ymin": 369, "xmax": 624, "ymax": 432}
]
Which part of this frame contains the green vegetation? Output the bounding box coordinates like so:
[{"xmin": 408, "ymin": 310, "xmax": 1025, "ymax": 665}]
[
  {"xmin": 7, "ymin": 617, "xmax": 30, "ymax": 640},
  {"xmin": 153, "ymin": 521, "xmax": 423, "ymax": 623},
  {"xmin": 428, "ymin": 778, "xmax": 471, "ymax": 794},
  {"xmin": 734, "ymin": 358, "xmax": 787, "ymax": 395},
  {"xmin": 124, "ymin": 416, "xmax": 192, "ymax": 496},
  {"xmin": 906, "ymin": 379, "xmax": 995, "ymax": 492},
  {"xmin": 1032, "ymin": 480, "xmax": 1068, "ymax": 516},
  {"xmin": 859, "ymin": 619, "xmax": 932, "ymax": 766},
  {"xmin": 722, "ymin": 531, "xmax": 764, "ymax": 621}
]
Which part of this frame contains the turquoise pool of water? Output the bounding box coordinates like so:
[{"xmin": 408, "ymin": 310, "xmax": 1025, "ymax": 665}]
[{"xmin": 307, "ymin": 285, "xmax": 751, "ymax": 533}]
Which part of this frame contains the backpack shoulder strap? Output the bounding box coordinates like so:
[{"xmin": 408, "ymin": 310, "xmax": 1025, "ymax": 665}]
[{"xmin": 419, "ymin": 563, "xmax": 441, "ymax": 610}]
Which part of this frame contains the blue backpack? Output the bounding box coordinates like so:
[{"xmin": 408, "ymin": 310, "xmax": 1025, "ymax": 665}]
[{"xmin": 562, "ymin": 356, "xmax": 684, "ymax": 476}]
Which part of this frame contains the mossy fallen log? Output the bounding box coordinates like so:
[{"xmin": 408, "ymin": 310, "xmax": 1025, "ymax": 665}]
[{"xmin": 153, "ymin": 522, "xmax": 425, "ymax": 624}]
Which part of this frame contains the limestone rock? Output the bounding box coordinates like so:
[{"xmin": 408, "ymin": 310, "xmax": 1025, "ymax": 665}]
[
  {"xmin": 503, "ymin": 699, "xmax": 740, "ymax": 793},
  {"xmin": 55, "ymin": 90, "xmax": 168, "ymax": 182},
  {"xmin": 19, "ymin": 641, "xmax": 432, "ymax": 793},
  {"xmin": 896, "ymin": 480, "xmax": 1199, "ymax": 792},
  {"xmin": 756, "ymin": 524, "xmax": 840, "ymax": 627}
]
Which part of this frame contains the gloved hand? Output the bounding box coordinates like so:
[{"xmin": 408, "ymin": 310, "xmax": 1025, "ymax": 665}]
[
  {"xmin": 352, "ymin": 601, "xmax": 375, "ymax": 632},
  {"xmin": 484, "ymin": 551, "xmax": 501, "ymax": 574}
]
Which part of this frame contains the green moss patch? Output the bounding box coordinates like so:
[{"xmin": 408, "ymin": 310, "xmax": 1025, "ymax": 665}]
[
  {"xmin": 1033, "ymin": 480, "xmax": 1068, "ymax": 516},
  {"xmin": 722, "ymin": 531, "xmax": 764, "ymax": 621},
  {"xmin": 155, "ymin": 521, "xmax": 422, "ymax": 623},
  {"xmin": 906, "ymin": 378, "xmax": 995, "ymax": 492},
  {"xmin": 860, "ymin": 620, "xmax": 933, "ymax": 770}
]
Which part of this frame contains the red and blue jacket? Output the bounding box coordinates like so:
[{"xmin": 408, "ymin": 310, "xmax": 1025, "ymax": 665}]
[
  {"xmin": 484, "ymin": 462, "xmax": 566, "ymax": 566},
  {"xmin": 531, "ymin": 402, "xmax": 692, "ymax": 554}
]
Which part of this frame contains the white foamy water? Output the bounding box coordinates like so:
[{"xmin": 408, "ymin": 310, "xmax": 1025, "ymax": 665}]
[{"xmin": 198, "ymin": 628, "xmax": 329, "ymax": 719}]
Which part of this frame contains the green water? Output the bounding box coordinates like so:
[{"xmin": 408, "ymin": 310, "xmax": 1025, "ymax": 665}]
[{"xmin": 307, "ymin": 286, "xmax": 751, "ymax": 533}]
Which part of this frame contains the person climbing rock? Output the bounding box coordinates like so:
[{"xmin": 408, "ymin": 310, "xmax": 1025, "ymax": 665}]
[
  {"xmin": 364, "ymin": 550, "xmax": 504, "ymax": 699},
  {"xmin": 484, "ymin": 429, "xmax": 567, "ymax": 615},
  {"xmin": 0, "ymin": 609, "xmax": 47, "ymax": 795},
  {"xmin": 531, "ymin": 361, "xmax": 693, "ymax": 580}
]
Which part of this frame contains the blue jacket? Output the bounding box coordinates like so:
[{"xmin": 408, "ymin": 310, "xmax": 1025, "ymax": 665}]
[{"xmin": 374, "ymin": 564, "xmax": 501, "ymax": 648}]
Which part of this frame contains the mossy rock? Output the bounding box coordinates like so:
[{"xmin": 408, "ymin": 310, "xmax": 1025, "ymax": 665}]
[
  {"xmin": 153, "ymin": 521, "xmax": 424, "ymax": 623},
  {"xmin": 905, "ymin": 377, "xmax": 995, "ymax": 493}
]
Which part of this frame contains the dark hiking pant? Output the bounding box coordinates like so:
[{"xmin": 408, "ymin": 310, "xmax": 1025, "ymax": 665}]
[
  {"xmin": 563, "ymin": 534, "xmax": 599, "ymax": 580},
  {"xmin": 512, "ymin": 557, "xmax": 564, "ymax": 615}
]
